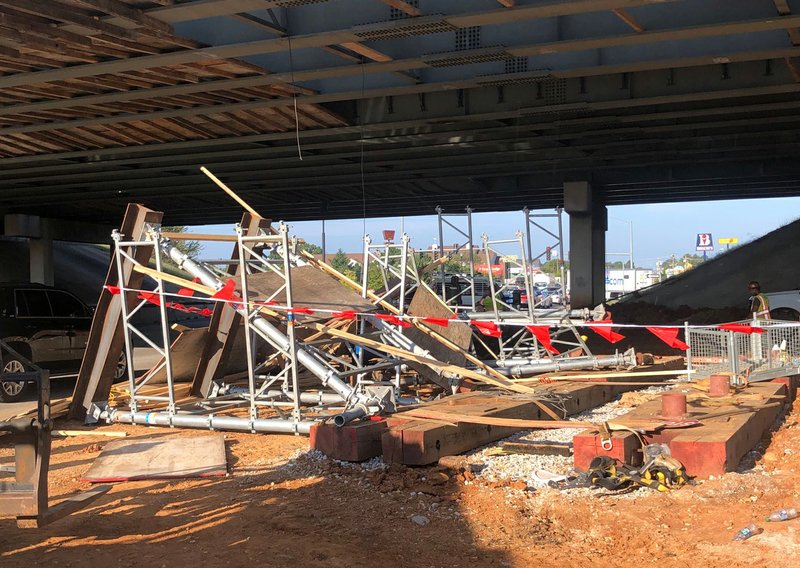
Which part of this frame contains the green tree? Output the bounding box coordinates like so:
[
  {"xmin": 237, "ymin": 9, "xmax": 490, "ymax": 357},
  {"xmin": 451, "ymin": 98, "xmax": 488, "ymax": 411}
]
[
  {"xmin": 541, "ymin": 259, "xmax": 568, "ymax": 275},
  {"xmin": 300, "ymin": 242, "xmax": 323, "ymax": 255},
  {"xmin": 162, "ymin": 226, "xmax": 202, "ymax": 264},
  {"xmin": 331, "ymin": 249, "xmax": 357, "ymax": 281}
]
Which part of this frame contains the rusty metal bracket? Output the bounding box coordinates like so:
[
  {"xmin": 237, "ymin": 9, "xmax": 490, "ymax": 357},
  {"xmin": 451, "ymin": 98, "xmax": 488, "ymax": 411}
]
[{"xmin": 1, "ymin": 343, "xmax": 110, "ymax": 528}]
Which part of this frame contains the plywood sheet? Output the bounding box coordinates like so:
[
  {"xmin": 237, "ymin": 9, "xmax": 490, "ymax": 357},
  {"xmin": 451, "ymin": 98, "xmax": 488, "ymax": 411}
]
[
  {"xmin": 403, "ymin": 286, "xmax": 472, "ymax": 388},
  {"xmin": 82, "ymin": 435, "xmax": 227, "ymax": 482},
  {"xmin": 241, "ymin": 266, "xmax": 376, "ymax": 319}
]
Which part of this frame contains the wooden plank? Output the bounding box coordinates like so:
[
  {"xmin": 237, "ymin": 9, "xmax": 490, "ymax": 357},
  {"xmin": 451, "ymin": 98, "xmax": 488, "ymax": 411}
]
[
  {"xmin": 70, "ymin": 204, "xmax": 163, "ymax": 419},
  {"xmin": 191, "ymin": 213, "xmax": 268, "ymax": 397},
  {"xmin": 501, "ymin": 440, "xmax": 572, "ymax": 457},
  {"xmin": 383, "ymin": 393, "xmax": 553, "ymax": 465},
  {"xmin": 380, "ymin": 0, "xmax": 422, "ymax": 17},
  {"xmin": 82, "ymin": 434, "xmax": 227, "ymax": 482},
  {"xmin": 398, "ymin": 409, "xmax": 594, "ymax": 430},
  {"xmin": 308, "ymin": 322, "xmax": 534, "ymax": 394},
  {"xmin": 160, "ymin": 232, "xmax": 239, "ymax": 242},
  {"xmin": 339, "ymin": 42, "xmax": 393, "ymax": 62},
  {"xmin": 52, "ymin": 430, "xmax": 127, "ymax": 438},
  {"xmin": 513, "ymin": 369, "xmax": 693, "ymax": 382}
]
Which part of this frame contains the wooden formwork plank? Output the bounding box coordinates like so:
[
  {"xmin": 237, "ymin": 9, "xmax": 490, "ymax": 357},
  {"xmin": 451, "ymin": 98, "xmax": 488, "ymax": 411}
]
[
  {"xmin": 70, "ymin": 204, "xmax": 163, "ymax": 420},
  {"xmin": 190, "ymin": 213, "xmax": 269, "ymax": 398}
]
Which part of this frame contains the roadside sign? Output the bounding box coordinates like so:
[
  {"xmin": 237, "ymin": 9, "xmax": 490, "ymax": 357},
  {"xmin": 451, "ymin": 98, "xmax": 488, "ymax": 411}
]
[
  {"xmin": 696, "ymin": 233, "xmax": 714, "ymax": 251},
  {"xmin": 718, "ymin": 237, "xmax": 738, "ymax": 245}
]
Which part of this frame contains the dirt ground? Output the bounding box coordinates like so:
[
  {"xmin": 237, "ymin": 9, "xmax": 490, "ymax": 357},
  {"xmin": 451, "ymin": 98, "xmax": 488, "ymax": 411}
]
[{"xmin": 2, "ymin": 397, "xmax": 800, "ymax": 568}]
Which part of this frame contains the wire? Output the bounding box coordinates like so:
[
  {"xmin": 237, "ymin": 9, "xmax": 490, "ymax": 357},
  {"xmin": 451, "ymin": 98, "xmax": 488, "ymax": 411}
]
[
  {"xmin": 285, "ymin": 12, "xmax": 303, "ymax": 161},
  {"xmin": 360, "ymin": 59, "xmax": 367, "ymax": 235}
]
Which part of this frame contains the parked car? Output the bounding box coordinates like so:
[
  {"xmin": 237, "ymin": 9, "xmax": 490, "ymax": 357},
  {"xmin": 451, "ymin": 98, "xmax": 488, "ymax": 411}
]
[
  {"xmin": 547, "ymin": 285, "xmax": 563, "ymax": 305},
  {"xmin": 0, "ymin": 283, "xmax": 125, "ymax": 402},
  {"xmin": 766, "ymin": 290, "xmax": 800, "ymax": 321}
]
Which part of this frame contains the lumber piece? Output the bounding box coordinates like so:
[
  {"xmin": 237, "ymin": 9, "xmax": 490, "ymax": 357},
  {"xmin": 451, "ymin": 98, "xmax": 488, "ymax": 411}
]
[
  {"xmin": 307, "ymin": 322, "xmax": 534, "ymax": 393},
  {"xmin": 70, "ymin": 204, "xmax": 163, "ymax": 420},
  {"xmin": 53, "ymin": 430, "xmax": 127, "ymax": 438},
  {"xmin": 397, "ymin": 409, "xmax": 594, "ymax": 430},
  {"xmin": 500, "ymin": 440, "xmax": 573, "ymax": 457},
  {"xmin": 382, "ymin": 392, "xmax": 573, "ymax": 465},
  {"xmin": 192, "ymin": 212, "xmax": 269, "ymax": 397}
]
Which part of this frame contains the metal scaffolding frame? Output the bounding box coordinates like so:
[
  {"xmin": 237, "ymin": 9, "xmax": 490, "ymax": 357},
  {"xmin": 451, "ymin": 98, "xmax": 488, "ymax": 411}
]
[
  {"xmin": 524, "ymin": 207, "xmax": 567, "ymax": 291},
  {"xmin": 436, "ymin": 205, "xmax": 477, "ymax": 312},
  {"xmin": 96, "ymin": 221, "xmax": 403, "ymax": 434}
]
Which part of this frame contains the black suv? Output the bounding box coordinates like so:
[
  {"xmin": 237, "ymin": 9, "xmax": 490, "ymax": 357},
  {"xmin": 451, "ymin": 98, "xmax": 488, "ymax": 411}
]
[{"xmin": 0, "ymin": 283, "xmax": 100, "ymax": 402}]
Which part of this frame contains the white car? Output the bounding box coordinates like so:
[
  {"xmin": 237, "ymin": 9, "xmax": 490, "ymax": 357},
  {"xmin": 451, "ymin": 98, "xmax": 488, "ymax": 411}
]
[{"xmin": 765, "ymin": 290, "xmax": 800, "ymax": 321}]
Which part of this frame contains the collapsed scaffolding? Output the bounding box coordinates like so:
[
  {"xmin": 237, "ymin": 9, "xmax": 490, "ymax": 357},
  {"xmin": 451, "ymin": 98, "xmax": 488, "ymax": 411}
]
[{"xmin": 70, "ymin": 174, "xmax": 637, "ymax": 436}]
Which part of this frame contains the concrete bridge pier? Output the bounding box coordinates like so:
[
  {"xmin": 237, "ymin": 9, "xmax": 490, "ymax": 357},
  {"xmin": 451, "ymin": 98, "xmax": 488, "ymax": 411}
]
[{"xmin": 565, "ymin": 182, "xmax": 607, "ymax": 308}]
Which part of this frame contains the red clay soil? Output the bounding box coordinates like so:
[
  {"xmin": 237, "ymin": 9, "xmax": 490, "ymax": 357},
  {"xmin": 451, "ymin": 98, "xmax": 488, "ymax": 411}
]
[{"xmin": 2, "ymin": 398, "xmax": 800, "ymax": 568}]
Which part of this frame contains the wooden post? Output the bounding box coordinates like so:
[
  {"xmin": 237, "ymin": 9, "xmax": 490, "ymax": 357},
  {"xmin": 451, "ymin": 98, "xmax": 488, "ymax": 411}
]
[
  {"xmin": 69, "ymin": 204, "xmax": 163, "ymax": 420},
  {"xmin": 190, "ymin": 213, "xmax": 271, "ymax": 397}
]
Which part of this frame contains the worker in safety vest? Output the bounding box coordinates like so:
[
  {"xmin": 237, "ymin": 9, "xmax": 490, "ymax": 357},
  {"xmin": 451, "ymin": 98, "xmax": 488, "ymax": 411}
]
[{"xmin": 747, "ymin": 280, "xmax": 770, "ymax": 319}]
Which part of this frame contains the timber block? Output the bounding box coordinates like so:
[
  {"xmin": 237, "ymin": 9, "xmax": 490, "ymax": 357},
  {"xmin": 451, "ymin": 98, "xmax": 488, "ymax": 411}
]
[
  {"xmin": 573, "ymin": 431, "xmax": 642, "ymax": 470},
  {"xmin": 572, "ymin": 381, "xmax": 790, "ymax": 478},
  {"xmin": 310, "ymin": 419, "xmax": 387, "ymax": 462},
  {"xmin": 382, "ymin": 369, "xmax": 674, "ymax": 466},
  {"xmin": 771, "ymin": 375, "xmax": 800, "ymax": 402}
]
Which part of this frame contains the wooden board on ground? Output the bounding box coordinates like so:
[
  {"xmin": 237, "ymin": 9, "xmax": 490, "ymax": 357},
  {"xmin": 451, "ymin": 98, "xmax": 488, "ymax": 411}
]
[
  {"xmin": 82, "ymin": 434, "xmax": 227, "ymax": 482},
  {"xmin": 403, "ymin": 286, "xmax": 472, "ymax": 389},
  {"xmin": 241, "ymin": 267, "xmax": 376, "ymax": 320}
]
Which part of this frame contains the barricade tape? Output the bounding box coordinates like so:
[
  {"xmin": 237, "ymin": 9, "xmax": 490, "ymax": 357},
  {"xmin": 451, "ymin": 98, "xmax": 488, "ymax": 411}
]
[{"xmin": 104, "ymin": 281, "xmax": 799, "ymax": 352}]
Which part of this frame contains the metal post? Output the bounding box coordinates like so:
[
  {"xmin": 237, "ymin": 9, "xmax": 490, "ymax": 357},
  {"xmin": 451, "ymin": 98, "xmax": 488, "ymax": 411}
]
[
  {"xmin": 150, "ymin": 229, "xmax": 176, "ymax": 415},
  {"xmin": 436, "ymin": 205, "xmax": 446, "ymax": 304},
  {"xmin": 556, "ymin": 207, "xmax": 566, "ymax": 290},
  {"xmin": 361, "ymin": 234, "xmax": 371, "ymax": 299},
  {"xmin": 684, "ymin": 321, "xmax": 692, "ymax": 374},
  {"xmin": 282, "ymin": 227, "xmax": 302, "ymax": 423},
  {"xmin": 628, "ymin": 221, "xmax": 634, "ymax": 269},
  {"xmin": 466, "ymin": 206, "xmax": 476, "ymax": 311},
  {"xmin": 321, "ymin": 218, "xmax": 326, "ymax": 263},
  {"xmin": 235, "ymin": 223, "xmax": 258, "ymax": 426},
  {"xmin": 111, "ymin": 230, "xmax": 138, "ymax": 415}
]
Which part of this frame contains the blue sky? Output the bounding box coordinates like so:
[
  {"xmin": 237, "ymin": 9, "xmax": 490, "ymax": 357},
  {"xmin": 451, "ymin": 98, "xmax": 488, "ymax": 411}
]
[{"xmin": 190, "ymin": 196, "xmax": 800, "ymax": 270}]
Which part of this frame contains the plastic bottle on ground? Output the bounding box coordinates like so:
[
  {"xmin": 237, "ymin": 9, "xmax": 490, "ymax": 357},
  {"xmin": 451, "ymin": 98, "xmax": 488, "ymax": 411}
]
[
  {"xmin": 732, "ymin": 524, "xmax": 763, "ymax": 542},
  {"xmin": 765, "ymin": 508, "xmax": 798, "ymax": 522}
]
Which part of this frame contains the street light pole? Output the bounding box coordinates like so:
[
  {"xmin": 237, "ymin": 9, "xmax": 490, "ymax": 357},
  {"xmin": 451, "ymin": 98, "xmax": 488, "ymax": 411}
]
[{"xmin": 628, "ymin": 221, "xmax": 634, "ymax": 269}]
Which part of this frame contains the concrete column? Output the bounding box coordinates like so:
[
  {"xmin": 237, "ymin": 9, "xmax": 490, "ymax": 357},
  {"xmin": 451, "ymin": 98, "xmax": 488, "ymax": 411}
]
[
  {"xmin": 29, "ymin": 236, "xmax": 54, "ymax": 285},
  {"xmin": 564, "ymin": 181, "xmax": 606, "ymax": 308}
]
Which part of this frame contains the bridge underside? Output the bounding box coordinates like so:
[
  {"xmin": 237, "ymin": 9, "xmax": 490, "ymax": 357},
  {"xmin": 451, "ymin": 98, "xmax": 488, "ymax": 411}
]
[{"xmin": 1, "ymin": 1, "xmax": 800, "ymax": 225}]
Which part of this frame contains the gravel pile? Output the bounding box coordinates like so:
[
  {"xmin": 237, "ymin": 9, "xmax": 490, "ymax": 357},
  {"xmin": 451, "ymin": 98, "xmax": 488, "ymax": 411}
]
[{"xmin": 470, "ymin": 385, "xmax": 676, "ymax": 488}]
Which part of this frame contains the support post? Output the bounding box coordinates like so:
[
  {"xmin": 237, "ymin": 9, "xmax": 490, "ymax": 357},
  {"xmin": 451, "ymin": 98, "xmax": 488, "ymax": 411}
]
[
  {"xmin": 69, "ymin": 204, "xmax": 163, "ymax": 420},
  {"xmin": 564, "ymin": 182, "xmax": 606, "ymax": 308},
  {"xmin": 190, "ymin": 213, "xmax": 271, "ymax": 398}
]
